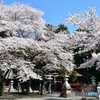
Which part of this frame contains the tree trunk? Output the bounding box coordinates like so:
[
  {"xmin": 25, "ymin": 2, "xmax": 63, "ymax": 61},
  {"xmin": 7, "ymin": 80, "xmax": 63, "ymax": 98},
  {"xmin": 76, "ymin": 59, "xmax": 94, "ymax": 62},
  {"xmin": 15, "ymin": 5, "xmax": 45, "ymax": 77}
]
[
  {"xmin": 40, "ymin": 80, "xmax": 47, "ymax": 95},
  {"xmin": 0, "ymin": 70, "xmax": 4, "ymax": 96},
  {"xmin": 26, "ymin": 80, "xmax": 30, "ymax": 95}
]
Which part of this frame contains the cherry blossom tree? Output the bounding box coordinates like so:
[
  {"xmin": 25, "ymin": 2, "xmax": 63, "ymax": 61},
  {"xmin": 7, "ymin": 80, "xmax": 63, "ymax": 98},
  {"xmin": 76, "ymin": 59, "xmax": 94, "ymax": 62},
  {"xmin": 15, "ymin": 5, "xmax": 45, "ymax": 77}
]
[
  {"xmin": 0, "ymin": 2, "xmax": 75, "ymax": 95},
  {"xmin": 0, "ymin": 37, "xmax": 43, "ymax": 80},
  {"xmin": 66, "ymin": 7, "xmax": 100, "ymax": 72},
  {"xmin": 34, "ymin": 24, "xmax": 74, "ymax": 75},
  {"xmin": 0, "ymin": 2, "xmax": 46, "ymax": 80},
  {"xmin": 66, "ymin": 7, "xmax": 100, "ymax": 36},
  {"xmin": 0, "ymin": 2, "xmax": 46, "ymax": 39},
  {"xmin": 0, "ymin": 28, "xmax": 74, "ymax": 94},
  {"xmin": 38, "ymin": 33, "xmax": 74, "ymax": 73},
  {"xmin": 0, "ymin": 36, "xmax": 44, "ymax": 95},
  {"xmin": 0, "ymin": 2, "xmax": 46, "ymax": 95}
]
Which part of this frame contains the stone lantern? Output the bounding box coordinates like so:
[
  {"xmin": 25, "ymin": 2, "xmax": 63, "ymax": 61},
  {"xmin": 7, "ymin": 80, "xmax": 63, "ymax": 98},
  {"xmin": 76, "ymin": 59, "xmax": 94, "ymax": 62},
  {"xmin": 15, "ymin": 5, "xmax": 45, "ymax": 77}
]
[
  {"xmin": 91, "ymin": 76, "xmax": 96, "ymax": 86},
  {"xmin": 7, "ymin": 70, "xmax": 18, "ymax": 92},
  {"xmin": 91, "ymin": 76, "xmax": 96, "ymax": 92},
  {"xmin": 60, "ymin": 74, "xmax": 71, "ymax": 97}
]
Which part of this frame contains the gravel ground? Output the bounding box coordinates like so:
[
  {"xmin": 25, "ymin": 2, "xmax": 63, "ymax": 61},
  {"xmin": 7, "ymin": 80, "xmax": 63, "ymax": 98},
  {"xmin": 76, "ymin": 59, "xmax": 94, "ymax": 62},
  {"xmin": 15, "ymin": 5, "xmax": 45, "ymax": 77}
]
[
  {"xmin": 0, "ymin": 92, "xmax": 42, "ymax": 100},
  {"xmin": 0, "ymin": 92, "xmax": 97, "ymax": 100}
]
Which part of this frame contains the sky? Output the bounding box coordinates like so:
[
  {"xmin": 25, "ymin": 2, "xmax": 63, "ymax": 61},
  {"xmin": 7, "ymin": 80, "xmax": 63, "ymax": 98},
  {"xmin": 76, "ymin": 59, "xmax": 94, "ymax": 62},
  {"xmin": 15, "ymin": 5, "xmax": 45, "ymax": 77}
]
[{"xmin": 2, "ymin": 0, "xmax": 100, "ymax": 33}]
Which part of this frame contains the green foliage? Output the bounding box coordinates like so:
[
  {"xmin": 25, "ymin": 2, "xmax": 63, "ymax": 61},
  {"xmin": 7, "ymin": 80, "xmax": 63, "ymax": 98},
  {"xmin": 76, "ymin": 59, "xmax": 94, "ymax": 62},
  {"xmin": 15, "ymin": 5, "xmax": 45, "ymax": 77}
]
[
  {"xmin": 55, "ymin": 23, "xmax": 69, "ymax": 33},
  {"xmin": 57, "ymin": 67, "xmax": 69, "ymax": 76},
  {"xmin": 35, "ymin": 59, "xmax": 46, "ymax": 69},
  {"xmin": 69, "ymin": 71, "xmax": 77, "ymax": 82},
  {"xmin": 0, "ymin": 31, "xmax": 8, "ymax": 38},
  {"xmin": 76, "ymin": 28, "xmax": 90, "ymax": 33},
  {"xmin": 74, "ymin": 51, "xmax": 92, "ymax": 67},
  {"xmin": 33, "ymin": 58, "xmax": 47, "ymax": 76}
]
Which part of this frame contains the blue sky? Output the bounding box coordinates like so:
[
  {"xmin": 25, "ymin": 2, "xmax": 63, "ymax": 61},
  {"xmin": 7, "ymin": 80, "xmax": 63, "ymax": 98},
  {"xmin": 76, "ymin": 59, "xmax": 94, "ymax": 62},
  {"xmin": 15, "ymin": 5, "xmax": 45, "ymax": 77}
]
[{"xmin": 3, "ymin": 0, "xmax": 100, "ymax": 32}]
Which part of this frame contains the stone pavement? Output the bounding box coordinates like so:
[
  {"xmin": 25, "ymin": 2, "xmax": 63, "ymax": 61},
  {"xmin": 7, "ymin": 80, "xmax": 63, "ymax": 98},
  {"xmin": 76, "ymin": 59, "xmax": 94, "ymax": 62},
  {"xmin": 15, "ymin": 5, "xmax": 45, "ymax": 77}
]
[{"xmin": 17, "ymin": 92, "xmax": 97, "ymax": 100}]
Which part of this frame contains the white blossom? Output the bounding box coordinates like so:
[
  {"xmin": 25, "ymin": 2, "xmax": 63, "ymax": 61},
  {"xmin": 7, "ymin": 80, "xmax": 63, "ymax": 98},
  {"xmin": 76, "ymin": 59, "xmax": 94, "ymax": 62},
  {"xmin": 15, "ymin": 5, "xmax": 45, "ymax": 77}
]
[
  {"xmin": 0, "ymin": 3, "xmax": 46, "ymax": 39},
  {"xmin": 66, "ymin": 7, "xmax": 100, "ymax": 70}
]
